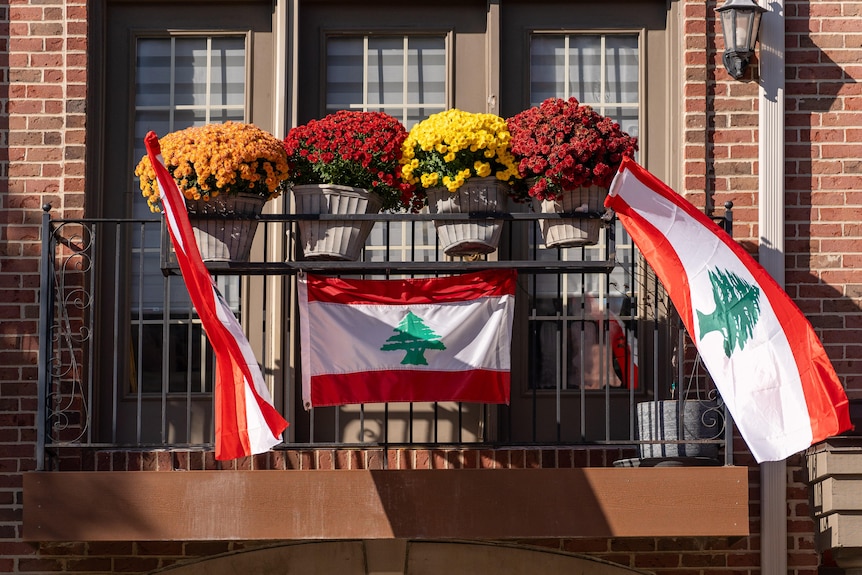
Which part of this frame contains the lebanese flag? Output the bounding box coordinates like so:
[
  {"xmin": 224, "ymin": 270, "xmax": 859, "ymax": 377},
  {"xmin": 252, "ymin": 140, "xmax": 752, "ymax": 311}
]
[
  {"xmin": 606, "ymin": 157, "xmax": 851, "ymax": 462},
  {"xmin": 144, "ymin": 131, "xmax": 288, "ymax": 460},
  {"xmin": 298, "ymin": 270, "xmax": 516, "ymax": 408}
]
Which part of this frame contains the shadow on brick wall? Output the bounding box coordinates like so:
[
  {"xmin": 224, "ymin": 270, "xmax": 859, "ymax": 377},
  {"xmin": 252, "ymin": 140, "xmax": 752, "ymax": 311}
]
[
  {"xmin": 0, "ymin": 3, "xmax": 7, "ymax": 196},
  {"xmin": 784, "ymin": 2, "xmax": 862, "ymax": 391}
]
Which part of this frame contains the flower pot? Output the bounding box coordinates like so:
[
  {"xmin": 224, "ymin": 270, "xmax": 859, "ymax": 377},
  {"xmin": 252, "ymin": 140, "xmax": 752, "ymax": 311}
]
[
  {"xmin": 292, "ymin": 184, "xmax": 383, "ymax": 261},
  {"xmin": 427, "ymin": 177, "xmax": 507, "ymax": 257},
  {"xmin": 636, "ymin": 399, "xmax": 723, "ymax": 462},
  {"xmin": 531, "ymin": 185, "xmax": 607, "ymax": 248},
  {"xmin": 185, "ymin": 192, "xmax": 268, "ymax": 262}
]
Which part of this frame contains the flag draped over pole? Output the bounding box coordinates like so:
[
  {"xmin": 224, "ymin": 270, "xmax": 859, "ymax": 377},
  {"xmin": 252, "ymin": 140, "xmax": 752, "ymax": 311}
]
[
  {"xmin": 298, "ymin": 270, "xmax": 516, "ymax": 408},
  {"xmin": 606, "ymin": 157, "xmax": 851, "ymax": 462},
  {"xmin": 144, "ymin": 131, "xmax": 288, "ymax": 461}
]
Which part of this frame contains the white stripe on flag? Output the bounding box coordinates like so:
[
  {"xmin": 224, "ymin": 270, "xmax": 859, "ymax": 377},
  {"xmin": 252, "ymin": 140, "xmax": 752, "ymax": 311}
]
[{"xmin": 304, "ymin": 299, "xmax": 512, "ymax": 375}]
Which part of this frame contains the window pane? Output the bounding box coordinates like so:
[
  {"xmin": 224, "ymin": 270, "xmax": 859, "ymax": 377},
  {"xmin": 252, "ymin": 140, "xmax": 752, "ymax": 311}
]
[
  {"xmin": 132, "ymin": 34, "xmax": 247, "ymax": 394},
  {"xmin": 605, "ymin": 35, "xmax": 639, "ymax": 104},
  {"xmin": 211, "ymin": 37, "xmax": 246, "ymax": 106},
  {"xmin": 136, "ymin": 40, "xmax": 172, "ymax": 107},
  {"xmin": 174, "ymin": 38, "xmax": 210, "ymax": 107},
  {"xmin": 529, "ymin": 35, "xmax": 564, "ymax": 106},
  {"xmin": 367, "ymin": 37, "xmax": 404, "ymax": 105},
  {"xmin": 326, "ymin": 37, "xmax": 364, "ymax": 110},
  {"xmin": 568, "ymin": 35, "xmax": 602, "ymax": 104},
  {"xmin": 407, "ymin": 37, "xmax": 446, "ymax": 108},
  {"xmin": 604, "ymin": 106, "xmax": 640, "ymax": 141}
]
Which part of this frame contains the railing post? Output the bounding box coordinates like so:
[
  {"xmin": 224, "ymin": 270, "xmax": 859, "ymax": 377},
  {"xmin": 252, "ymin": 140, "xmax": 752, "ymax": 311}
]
[
  {"xmin": 723, "ymin": 201, "xmax": 734, "ymax": 236},
  {"xmin": 36, "ymin": 205, "xmax": 55, "ymax": 471}
]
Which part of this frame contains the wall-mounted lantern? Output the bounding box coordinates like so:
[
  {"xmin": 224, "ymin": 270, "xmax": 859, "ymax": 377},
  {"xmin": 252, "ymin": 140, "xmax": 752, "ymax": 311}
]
[{"xmin": 716, "ymin": 0, "xmax": 767, "ymax": 79}]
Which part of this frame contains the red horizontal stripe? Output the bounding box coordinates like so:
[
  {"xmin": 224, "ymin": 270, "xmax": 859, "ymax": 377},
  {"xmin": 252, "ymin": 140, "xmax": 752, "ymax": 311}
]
[
  {"xmin": 306, "ymin": 269, "xmax": 516, "ymax": 305},
  {"xmin": 309, "ymin": 369, "xmax": 510, "ymax": 407}
]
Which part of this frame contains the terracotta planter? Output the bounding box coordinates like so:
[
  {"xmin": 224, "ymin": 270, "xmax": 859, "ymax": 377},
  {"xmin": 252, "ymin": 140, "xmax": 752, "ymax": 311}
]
[
  {"xmin": 185, "ymin": 192, "xmax": 268, "ymax": 262},
  {"xmin": 531, "ymin": 185, "xmax": 608, "ymax": 248},
  {"xmin": 292, "ymin": 184, "xmax": 383, "ymax": 261},
  {"xmin": 426, "ymin": 177, "xmax": 508, "ymax": 257}
]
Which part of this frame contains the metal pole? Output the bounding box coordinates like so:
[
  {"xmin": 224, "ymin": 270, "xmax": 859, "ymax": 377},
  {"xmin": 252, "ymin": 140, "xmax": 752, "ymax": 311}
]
[
  {"xmin": 758, "ymin": 0, "xmax": 787, "ymax": 572},
  {"xmin": 36, "ymin": 206, "xmax": 55, "ymax": 471}
]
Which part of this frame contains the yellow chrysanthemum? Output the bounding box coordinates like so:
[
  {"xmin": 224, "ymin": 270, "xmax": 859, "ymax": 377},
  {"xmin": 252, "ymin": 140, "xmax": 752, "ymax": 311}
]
[
  {"xmin": 421, "ymin": 172, "xmax": 440, "ymax": 187},
  {"xmin": 399, "ymin": 109, "xmax": 521, "ymax": 194}
]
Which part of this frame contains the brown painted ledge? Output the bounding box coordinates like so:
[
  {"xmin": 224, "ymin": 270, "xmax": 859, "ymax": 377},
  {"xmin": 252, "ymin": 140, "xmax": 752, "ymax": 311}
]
[{"xmin": 23, "ymin": 467, "xmax": 749, "ymax": 542}]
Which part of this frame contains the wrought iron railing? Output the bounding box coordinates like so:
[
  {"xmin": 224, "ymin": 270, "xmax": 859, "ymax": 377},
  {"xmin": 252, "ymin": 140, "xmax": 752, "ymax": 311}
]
[{"xmin": 37, "ymin": 204, "xmax": 733, "ymax": 469}]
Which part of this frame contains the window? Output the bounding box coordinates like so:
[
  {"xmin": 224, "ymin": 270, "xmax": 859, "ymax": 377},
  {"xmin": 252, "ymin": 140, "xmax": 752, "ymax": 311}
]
[
  {"xmin": 325, "ymin": 32, "xmax": 448, "ymax": 265},
  {"xmin": 130, "ymin": 35, "xmax": 247, "ymax": 394},
  {"xmin": 98, "ymin": 0, "xmax": 277, "ymax": 444},
  {"xmin": 526, "ymin": 32, "xmax": 641, "ymax": 393},
  {"xmin": 326, "ymin": 35, "xmax": 448, "ymax": 126},
  {"xmin": 530, "ymin": 33, "xmax": 640, "ymax": 132}
]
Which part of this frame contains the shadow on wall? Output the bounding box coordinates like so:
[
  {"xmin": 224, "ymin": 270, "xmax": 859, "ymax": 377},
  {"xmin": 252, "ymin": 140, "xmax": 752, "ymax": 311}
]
[
  {"xmin": 784, "ymin": 2, "xmax": 862, "ymax": 391},
  {"xmin": 0, "ymin": 2, "xmax": 8, "ymax": 248}
]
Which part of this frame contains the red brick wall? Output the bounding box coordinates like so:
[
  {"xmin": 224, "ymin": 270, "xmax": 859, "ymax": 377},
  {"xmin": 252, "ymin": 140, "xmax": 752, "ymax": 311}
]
[
  {"xmin": 2, "ymin": 0, "xmax": 88, "ymax": 571},
  {"xmin": 785, "ymin": 0, "xmax": 862, "ymax": 393},
  {"xmin": 682, "ymin": 0, "xmax": 862, "ymax": 396},
  {"xmin": 1, "ymin": 0, "xmax": 857, "ymax": 572}
]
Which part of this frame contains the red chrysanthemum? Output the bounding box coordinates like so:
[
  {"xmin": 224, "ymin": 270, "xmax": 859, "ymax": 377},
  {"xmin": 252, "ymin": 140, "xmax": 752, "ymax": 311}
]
[
  {"xmin": 283, "ymin": 111, "xmax": 421, "ymax": 211},
  {"xmin": 507, "ymin": 98, "xmax": 638, "ymax": 201}
]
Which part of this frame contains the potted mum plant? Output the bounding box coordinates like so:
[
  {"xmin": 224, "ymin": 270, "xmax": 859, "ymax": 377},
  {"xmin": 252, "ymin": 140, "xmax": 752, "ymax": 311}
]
[
  {"xmin": 283, "ymin": 110, "xmax": 417, "ymax": 261},
  {"xmin": 400, "ymin": 108, "xmax": 523, "ymax": 257},
  {"xmin": 135, "ymin": 121, "xmax": 289, "ymax": 262},
  {"xmin": 507, "ymin": 97, "xmax": 638, "ymax": 248}
]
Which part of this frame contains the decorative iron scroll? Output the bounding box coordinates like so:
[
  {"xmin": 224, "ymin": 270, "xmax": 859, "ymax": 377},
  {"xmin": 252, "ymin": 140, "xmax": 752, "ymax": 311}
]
[{"xmin": 46, "ymin": 221, "xmax": 93, "ymax": 444}]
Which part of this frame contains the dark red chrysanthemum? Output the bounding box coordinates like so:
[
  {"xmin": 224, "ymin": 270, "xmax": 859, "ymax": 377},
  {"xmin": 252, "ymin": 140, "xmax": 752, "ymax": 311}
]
[
  {"xmin": 506, "ymin": 97, "xmax": 638, "ymax": 201},
  {"xmin": 283, "ymin": 110, "xmax": 421, "ymax": 211}
]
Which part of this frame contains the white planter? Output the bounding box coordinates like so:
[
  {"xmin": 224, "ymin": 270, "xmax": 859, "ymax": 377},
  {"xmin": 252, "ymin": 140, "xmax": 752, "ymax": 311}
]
[
  {"xmin": 427, "ymin": 177, "xmax": 508, "ymax": 257},
  {"xmin": 292, "ymin": 184, "xmax": 383, "ymax": 261},
  {"xmin": 531, "ymin": 185, "xmax": 607, "ymax": 248},
  {"xmin": 185, "ymin": 192, "xmax": 267, "ymax": 262}
]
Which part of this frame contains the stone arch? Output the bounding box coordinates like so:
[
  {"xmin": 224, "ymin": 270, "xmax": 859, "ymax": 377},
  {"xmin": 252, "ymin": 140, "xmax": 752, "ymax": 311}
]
[{"xmin": 151, "ymin": 540, "xmax": 653, "ymax": 575}]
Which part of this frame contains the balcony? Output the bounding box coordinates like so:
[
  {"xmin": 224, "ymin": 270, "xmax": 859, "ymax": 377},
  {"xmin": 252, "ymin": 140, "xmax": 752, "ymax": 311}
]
[{"xmin": 25, "ymin": 205, "xmax": 749, "ymax": 543}]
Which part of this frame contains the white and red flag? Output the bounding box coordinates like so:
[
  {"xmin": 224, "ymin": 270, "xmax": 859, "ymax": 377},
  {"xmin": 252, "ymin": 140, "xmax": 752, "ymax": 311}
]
[
  {"xmin": 606, "ymin": 157, "xmax": 851, "ymax": 462},
  {"xmin": 144, "ymin": 131, "xmax": 288, "ymax": 461},
  {"xmin": 298, "ymin": 270, "xmax": 516, "ymax": 408}
]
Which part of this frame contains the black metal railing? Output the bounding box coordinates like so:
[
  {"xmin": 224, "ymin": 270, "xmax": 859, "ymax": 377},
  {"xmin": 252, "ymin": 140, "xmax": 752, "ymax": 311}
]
[{"xmin": 37, "ymin": 204, "xmax": 733, "ymax": 469}]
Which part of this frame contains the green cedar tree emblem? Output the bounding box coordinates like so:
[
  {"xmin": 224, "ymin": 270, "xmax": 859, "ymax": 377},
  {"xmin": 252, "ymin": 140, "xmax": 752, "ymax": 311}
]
[
  {"xmin": 380, "ymin": 311, "xmax": 446, "ymax": 365},
  {"xmin": 695, "ymin": 267, "xmax": 762, "ymax": 358}
]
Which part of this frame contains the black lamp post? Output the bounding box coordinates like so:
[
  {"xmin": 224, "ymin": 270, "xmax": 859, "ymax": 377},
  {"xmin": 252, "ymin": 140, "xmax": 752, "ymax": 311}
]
[{"xmin": 716, "ymin": 0, "xmax": 767, "ymax": 79}]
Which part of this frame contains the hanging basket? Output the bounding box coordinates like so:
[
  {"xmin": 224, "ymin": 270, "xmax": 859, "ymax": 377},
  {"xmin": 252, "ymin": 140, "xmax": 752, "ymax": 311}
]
[
  {"xmin": 292, "ymin": 184, "xmax": 383, "ymax": 261},
  {"xmin": 531, "ymin": 185, "xmax": 608, "ymax": 248},
  {"xmin": 185, "ymin": 192, "xmax": 268, "ymax": 262},
  {"xmin": 426, "ymin": 177, "xmax": 508, "ymax": 257}
]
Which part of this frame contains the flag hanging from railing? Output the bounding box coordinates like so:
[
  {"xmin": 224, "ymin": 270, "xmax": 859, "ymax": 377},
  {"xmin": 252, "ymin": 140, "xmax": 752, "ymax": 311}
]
[
  {"xmin": 144, "ymin": 131, "xmax": 288, "ymax": 461},
  {"xmin": 606, "ymin": 157, "xmax": 851, "ymax": 462},
  {"xmin": 298, "ymin": 270, "xmax": 516, "ymax": 408}
]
